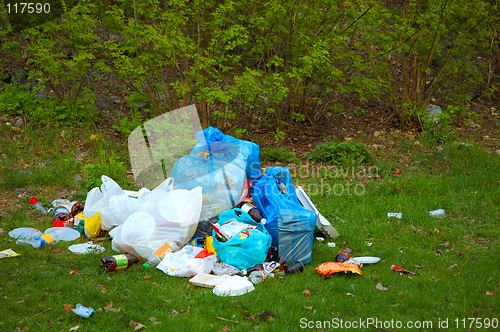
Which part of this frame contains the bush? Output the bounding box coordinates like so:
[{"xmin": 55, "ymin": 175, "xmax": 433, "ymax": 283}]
[
  {"xmin": 260, "ymin": 147, "xmax": 298, "ymax": 164},
  {"xmin": 307, "ymin": 141, "xmax": 372, "ymax": 166}
]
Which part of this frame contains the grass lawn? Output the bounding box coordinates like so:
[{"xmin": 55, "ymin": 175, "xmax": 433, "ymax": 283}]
[{"xmin": 0, "ymin": 122, "xmax": 499, "ymax": 331}]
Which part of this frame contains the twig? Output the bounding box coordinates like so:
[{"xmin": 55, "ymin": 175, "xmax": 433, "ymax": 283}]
[
  {"xmin": 34, "ymin": 308, "xmax": 51, "ymax": 317},
  {"xmin": 217, "ymin": 316, "xmax": 239, "ymax": 323}
]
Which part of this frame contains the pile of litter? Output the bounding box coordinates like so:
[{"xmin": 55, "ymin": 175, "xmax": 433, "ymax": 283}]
[{"xmin": 3, "ymin": 105, "xmax": 443, "ymax": 317}]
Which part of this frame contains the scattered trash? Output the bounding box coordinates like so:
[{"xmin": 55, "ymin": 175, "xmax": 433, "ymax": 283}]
[
  {"xmin": 447, "ymin": 264, "xmax": 458, "ymax": 270},
  {"xmin": 351, "ymin": 257, "xmax": 380, "ymax": 264},
  {"xmin": 44, "ymin": 227, "xmax": 80, "ymax": 242},
  {"xmin": 391, "ymin": 265, "xmax": 416, "ymax": 275},
  {"xmin": 71, "ymin": 303, "xmax": 94, "ymax": 318},
  {"xmin": 285, "ymin": 261, "xmax": 305, "ymax": 274},
  {"xmin": 156, "ymin": 245, "xmax": 216, "ymax": 277},
  {"xmin": 387, "ymin": 212, "xmax": 402, "ymax": 219},
  {"xmin": 17, "ymin": 233, "xmax": 60, "ymax": 248},
  {"xmin": 335, "ymin": 248, "xmax": 352, "ymax": 263},
  {"xmin": 212, "ymin": 276, "xmax": 255, "ymax": 297},
  {"xmin": 9, "ymin": 227, "xmax": 43, "ymax": 240},
  {"xmin": 0, "ymin": 248, "xmax": 19, "ymax": 258},
  {"xmin": 376, "ymin": 283, "xmax": 388, "ymax": 291},
  {"xmin": 28, "ymin": 197, "xmax": 48, "ymax": 214},
  {"xmin": 316, "ymin": 262, "xmax": 362, "ymax": 277},
  {"xmin": 366, "ymin": 242, "xmax": 373, "ymax": 247},
  {"xmin": 69, "ymin": 266, "xmax": 78, "ymax": 275},
  {"xmin": 100, "ymin": 254, "xmax": 141, "ymax": 272},
  {"xmin": 395, "ymin": 170, "xmax": 402, "ymax": 175},
  {"xmin": 316, "ymin": 237, "xmax": 325, "ymax": 242},
  {"xmin": 212, "ymin": 262, "xmax": 241, "ymax": 276},
  {"xmin": 429, "ymin": 209, "xmax": 445, "ymax": 219},
  {"xmin": 68, "ymin": 242, "xmax": 105, "ymax": 255},
  {"xmin": 327, "ymin": 242, "xmax": 336, "ymax": 248}
]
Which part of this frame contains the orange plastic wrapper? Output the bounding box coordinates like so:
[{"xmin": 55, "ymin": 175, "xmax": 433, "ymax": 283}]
[{"xmin": 315, "ymin": 262, "xmax": 362, "ymax": 277}]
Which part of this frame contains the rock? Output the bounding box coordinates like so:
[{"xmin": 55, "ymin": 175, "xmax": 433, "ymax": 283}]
[
  {"xmin": 14, "ymin": 116, "xmax": 25, "ymax": 127},
  {"xmin": 95, "ymin": 99, "xmax": 119, "ymax": 110},
  {"xmin": 425, "ymin": 104, "xmax": 442, "ymax": 124}
]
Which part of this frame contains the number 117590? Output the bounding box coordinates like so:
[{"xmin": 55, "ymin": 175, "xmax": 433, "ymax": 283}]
[
  {"xmin": 455, "ymin": 318, "xmax": 498, "ymax": 329},
  {"xmin": 6, "ymin": 2, "xmax": 51, "ymax": 14}
]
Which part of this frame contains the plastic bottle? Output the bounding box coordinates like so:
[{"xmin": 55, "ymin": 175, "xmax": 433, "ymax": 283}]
[
  {"xmin": 100, "ymin": 254, "xmax": 141, "ymax": 272},
  {"xmin": 249, "ymin": 270, "xmax": 273, "ymax": 284},
  {"xmin": 235, "ymin": 201, "xmax": 267, "ymax": 224},
  {"xmin": 429, "ymin": 209, "xmax": 445, "ymax": 219},
  {"xmin": 28, "ymin": 197, "xmax": 48, "ymax": 214},
  {"xmin": 144, "ymin": 242, "xmax": 173, "ymax": 268},
  {"xmin": 240, "ymin": 261, "xmax": 280, "ymax": 277},
  {"xmin": 335, "ymin": 248, "xmax": 352, "ymax": 263},
  {"xmin": 17, "ymin": 233, "xmax": 59, "ymax": 248}
]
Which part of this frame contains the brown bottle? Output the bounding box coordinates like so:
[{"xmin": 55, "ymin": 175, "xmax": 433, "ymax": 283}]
[
  {"xmin": 235, "ymin": 201, "xmax": 267, "ymax": 224},
  {"xmin": 100, "ymin": 254, "xmax": 141, "ymax": 272},
  {"xmin": 71, "ymin": 202, "xmax": 85, "ymax": 217}
]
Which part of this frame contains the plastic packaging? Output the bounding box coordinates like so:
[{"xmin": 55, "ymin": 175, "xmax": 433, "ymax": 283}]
[
  {"xmin": 144, "ymin": 242, "xmax": 173, "ymax": 268},
  {"xmin": 387, "ymin": 212, "xmax": 402, "ymax": 219},
  {"xmin": 212, "ymin": 275, "xmax": 255, "ymax": 297},
  {"xmin": 17, "ymin": 233, "xmax": 59, "ymax": 248},
  {"xmin": 8, "ymin": 227, "xmax": 43, "ymax": 240},
  {"xmin": 391, "ymin": 264, "xmax": 415, "ymax": 275},
  {"xmin": 429, "ymin": 209, "xmax": 445, "ymax": 219},
  {"xmin": 68, "ymin": 242, "xmax": 105, "ymax": 255},
  {"xmin": 44, "ymin": 227, "xmax": 81, "ymax": 242},
  {"xmin": 71, "ymin": 303, "xmax": 94, "ymax": 318},
  {"xmin": 100, "ymin": 254, "xmax": 141, "ymax": 272},
  {"xmin": 28, "ymin": 197, "xmax": 47, "ymax": 214}
]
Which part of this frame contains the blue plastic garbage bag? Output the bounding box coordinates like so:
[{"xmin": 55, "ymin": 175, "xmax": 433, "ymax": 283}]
[
  {"xmin": 211, "ymin": 208, "xmax": 272, "ymax": 270},
  {"xmin": 251, "ymin": 167, "xmax": 317, "ymax": 265},
  {"xmin": 191, "ymin": 126, "xmax": 262, "ymax": 182},
  {"xmin": 169, "ymin": 152, "xmax": 247, "ymax": 221}
]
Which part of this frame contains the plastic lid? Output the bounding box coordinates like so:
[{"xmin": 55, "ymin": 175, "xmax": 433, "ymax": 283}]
[
  {"xmin": 53, "ymin": 220, "xmax": 66, "ymax": 227},
  {"xmin": 29, "ymin": 197, "xmax": 39, "ymax": 204}
]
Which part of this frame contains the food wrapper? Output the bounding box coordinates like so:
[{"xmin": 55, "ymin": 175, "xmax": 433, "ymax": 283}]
[
  {"xmin": 315, "ymin": 262, "xmax": 362, "ymax": 277},
  {"xmin": 0, "ymin": 249, "xmax": 20, "ymax": 258}
]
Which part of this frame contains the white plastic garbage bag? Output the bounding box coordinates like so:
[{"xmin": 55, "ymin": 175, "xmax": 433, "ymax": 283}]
[
  {"xmin": 83, "ymin": 175, "xmax": 139, "ymax": 230},
  {"xmin": 110, "ymin": 182, "xmax": 203, "ymax": 259}
]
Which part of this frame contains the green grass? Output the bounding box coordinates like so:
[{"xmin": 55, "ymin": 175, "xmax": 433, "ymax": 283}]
[{"xmin": 0, "ymin": 120, "xmax": 499, "ymax": 331}]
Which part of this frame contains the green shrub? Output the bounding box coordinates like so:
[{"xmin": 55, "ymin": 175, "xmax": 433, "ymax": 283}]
[
  {"xmin": 307, "ymin": 141, "xmax": 372, "ymax": 166},
  {"xmin": 261, "ymin": 147, "xmax": 298, "ymax": 164}
]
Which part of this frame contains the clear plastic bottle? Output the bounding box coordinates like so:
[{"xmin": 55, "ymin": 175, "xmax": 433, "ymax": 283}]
[
  {"xmin": 28, "ymin": 197, "xmax": 48, "ymax": 214},
  {"xmin": 144, "ymin": 242, "xmax": 173, "ymax": 268},
  {"xmin": 17, "ymin": 233, "xmax": 59, "ymax": 248}
]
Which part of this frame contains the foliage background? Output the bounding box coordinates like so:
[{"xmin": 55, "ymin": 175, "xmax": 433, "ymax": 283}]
[{"xmin": 0, "ymin": 0, "xmax": 498, "ymax": 136}]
